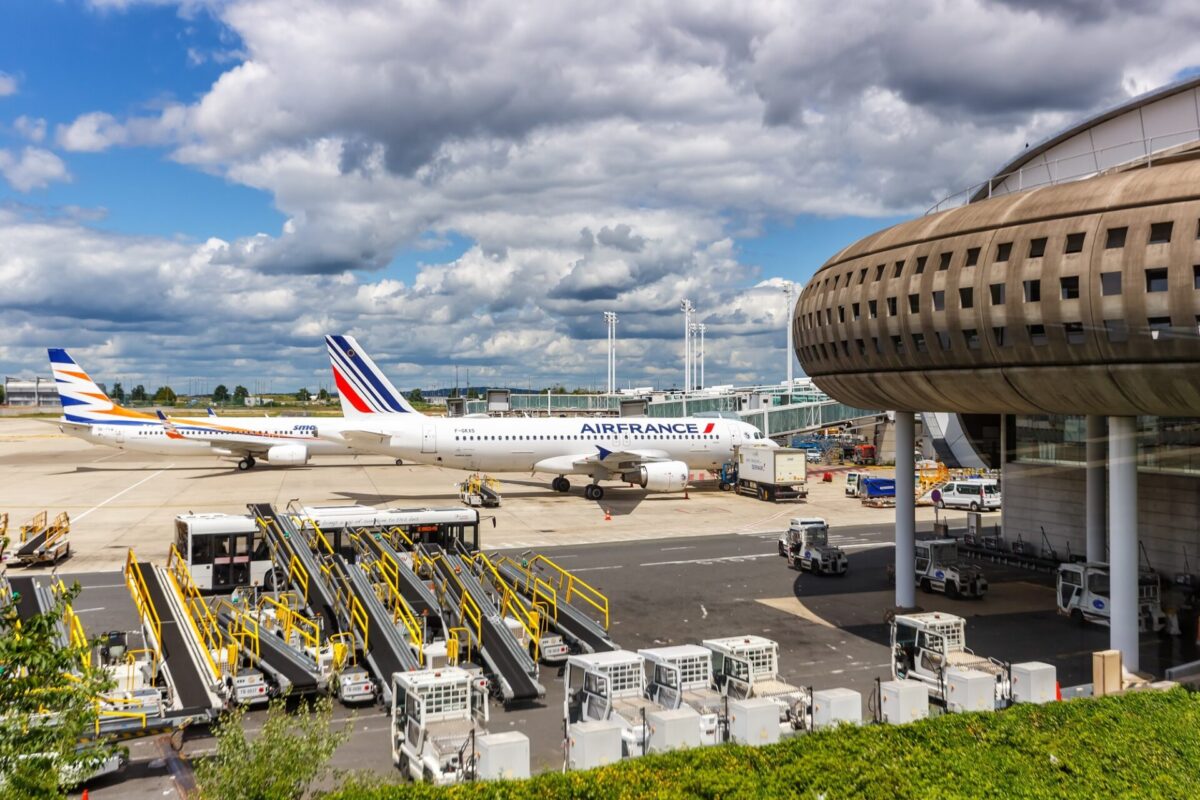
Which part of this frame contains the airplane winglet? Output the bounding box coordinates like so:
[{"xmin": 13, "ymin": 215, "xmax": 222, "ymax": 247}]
[
  {"xmin": 156, "ymin": 410, "xmax": 184, "ymax": 440},
  {"xmin": 207, "ymin": 407, "xmax": 217, "ymax": 417}
]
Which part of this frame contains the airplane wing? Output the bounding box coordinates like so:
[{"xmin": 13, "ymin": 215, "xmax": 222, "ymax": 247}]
[
  {"xmin": 535, "ymin": 447, "xmax": 672, "ymax": 476},
  {"xmin": 318, "ymin": 428, "xmax": 394, "ymax": 449},
  {"xmin": 152, "ymin": 412, "xmax": 286, "ymax": 456}
]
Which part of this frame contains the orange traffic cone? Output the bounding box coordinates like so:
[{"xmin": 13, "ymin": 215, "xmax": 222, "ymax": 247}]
[
  {"xmin": 604, "ymin": 508, "xmax": 612, "ymax": 521},
  {"xmin": 1055, "ymin": 681, "xmax": 1062, "ymax": 701},
  {"xmin": 82, "ymin": 791, "xmax": 89, "ymax": 800}
]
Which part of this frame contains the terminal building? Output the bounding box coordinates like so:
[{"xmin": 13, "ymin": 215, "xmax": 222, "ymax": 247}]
[
  {"xmin": 793, "ymin": 77, "xmax": 1200, "ymax": 672},
  {"xmin": 3, "ymin": 376, "xmax": 60, "ymax": 408}
]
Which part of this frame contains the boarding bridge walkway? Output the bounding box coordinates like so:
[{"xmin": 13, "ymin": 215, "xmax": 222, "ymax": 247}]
[
  {"xmin": 250, "ymin": 502, "xmax": 341, "ymax": 638},
  {"xmin": 430, "ymin": 545, "xmax": 544, "ymax": 702},
  {"xmin": 130, "ymin": 560, "xmax": 222, "ymax": 713},
  {"xmin": 496, "ymin": 557, "xmax": 616, "ymax": 654},
  {"xmin": 329, "ymin": 554, "xmax": 421, "ymax": 704}
]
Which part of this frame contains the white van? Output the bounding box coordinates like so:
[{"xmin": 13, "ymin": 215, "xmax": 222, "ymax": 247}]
[{"xmin": 935, "ymin": 479, "xmax": 1000, "ymax": 512}]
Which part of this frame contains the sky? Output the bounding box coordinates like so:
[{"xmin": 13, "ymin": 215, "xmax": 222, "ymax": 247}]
[{"xmin": 3, "ymin": 0, "xmax": 1200, "ymax": 395}]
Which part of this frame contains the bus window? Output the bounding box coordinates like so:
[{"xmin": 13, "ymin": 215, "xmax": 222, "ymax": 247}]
[
  {"xmin": 252, "ymin": 533, "xmax": 270, "ymax": 561},
  {"xmin": 192, "ymin": 534, "xmax": 214, "ymax": 565},
  {"xmin": 175, "ymin": 521, "xmax": 189, "ymax": 558}
]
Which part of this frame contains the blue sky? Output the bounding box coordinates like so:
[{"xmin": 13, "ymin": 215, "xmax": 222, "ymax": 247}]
[{"xmin": 1, "ymin": 0, "xmax": 1192, "ymax": 390}]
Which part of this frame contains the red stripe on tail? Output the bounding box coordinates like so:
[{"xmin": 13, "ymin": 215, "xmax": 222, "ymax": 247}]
[{"xmin": 333, "ymin": 367, "xmax": 372, "ymax": 413}]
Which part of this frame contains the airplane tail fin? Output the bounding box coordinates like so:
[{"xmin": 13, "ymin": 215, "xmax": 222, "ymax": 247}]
[
  {"xmin": 48, "ymin": 348, "xmax": 151, "ymax": 425},
  {"xmin": 325, "ymin": 334, "xmax": 423, "ymax": 417}
]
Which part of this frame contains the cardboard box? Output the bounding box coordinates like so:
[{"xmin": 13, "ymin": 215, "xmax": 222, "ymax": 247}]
[{"xmin": 1092, "ymin": 650, "xmax": 1122, "ymax": 697}]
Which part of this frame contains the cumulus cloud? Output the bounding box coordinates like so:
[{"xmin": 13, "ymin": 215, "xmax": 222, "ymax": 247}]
[
  {"xmin": 13, "ymin": 115, "xmax": 47, "ymax": 143},
  {"xmin": 0, "ymin": 72, "xmax": 17, "ymax": 97},
  {"xmin": 0, "ymin": 147, "xmax": 71, "ymax": 192},
  {"xmin": 10, "ymin": 0, "xmax": 1200, "ymax": 386}
]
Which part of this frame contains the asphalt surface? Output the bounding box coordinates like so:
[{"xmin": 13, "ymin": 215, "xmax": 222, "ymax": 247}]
[{"xmin": 42, "ymin": 518, "xmax": 1196, "ymax": 798}]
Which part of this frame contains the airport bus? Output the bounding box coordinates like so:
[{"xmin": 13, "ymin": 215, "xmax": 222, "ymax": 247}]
[{"xmin": 175, "ymin": 506, "xmax": 482, "ymax": 592}]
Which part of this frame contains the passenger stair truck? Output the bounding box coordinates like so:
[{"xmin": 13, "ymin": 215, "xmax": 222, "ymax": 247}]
[
  {"xmin": 565, "ymin": 650, "xmax": 679, "ymax": 758},
  {"xmin": 391, "ymin": 666, "xmax": 529, "ymax": 785},
  {"xmin": 250, "ymin": 503, "xmax": 376, "ymax": 704},
  {"xmin": 496, "ymin": 553, "xmax": 617, "ymax": 655},
  {"xmin": 784, "ymin": 518, "xmax": 847, "ymax": 575},
  {"xmin": 915, "ymin": 539, "xmax": 987, "ymax": 599},
  {"xmin": 735, "ymin": 446, "xmax": 808, "ymax": 502},
  {"xmin": 889, "ymin": 612, "xmax": 1055, "ymax": 711},
  {"xmin": 429, "ymin": 544, "xmax": 545, "ymax": 703},
  {"xmin": 703, "ymin": 636, "xmax": 809, "ymax": 734},
  {"xmin": 640, "ymin": 645, "xmax": 722, "ymax": 745},
  {"xmin": 15, "ymin": 510, "xmax": 71, "ymax": 566},
  {"xmin": 1057, "ymin": 561, "xmax": 1166, "ymax": 632}
]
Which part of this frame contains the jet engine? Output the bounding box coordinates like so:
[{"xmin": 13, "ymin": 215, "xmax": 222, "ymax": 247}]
[
  {"xmin": 623, "ymin": 460, "xmax": 689, "ymax": 492},
  {"xmin": 265, "ymin": 444, "xmax": 309, "ymax": 465}
]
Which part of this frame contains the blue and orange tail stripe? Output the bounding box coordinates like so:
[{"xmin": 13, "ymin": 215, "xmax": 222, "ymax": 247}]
[{"xmin": 48, "ymin": 348, "xmax": 155, "ymax": 425}]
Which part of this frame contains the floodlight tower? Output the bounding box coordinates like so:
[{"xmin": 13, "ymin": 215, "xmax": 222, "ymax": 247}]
[
  {"xmin": 680, "ymin": 298, "xmax": 694, "ymax": 394},
  {"xmin": 603, "ymin": 311, "xmax": 618, "ymax": 394},
  {"xmin": 697, "ymin": 323, "xmax": 707, "ymax": 389},
  {"xmin": 783, "ymin": 281, "xmax": 796, "ymax": 390}
]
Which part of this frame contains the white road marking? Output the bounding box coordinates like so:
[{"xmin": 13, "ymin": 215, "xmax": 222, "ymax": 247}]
[
  {"xmin": 640, "ymin": 552, "xmax": 776, "ymax": 567},
  {"xmin": 570, "ymin": 565, "xmax": 624, "ymax": 573},
  {"xmin": 700, "ymin": 604, "xmax": 708, "ymax": 619},
  {"xmin": 75, "ymin": 466, "xmax": 173, "ymax": 522},
  {"xmin": 73, "ymin": 607, "xmax": 106, "ymax": 614},
  {"xmin": 660, "ymin": 546, "xmax": 694, "ymax": 551}
]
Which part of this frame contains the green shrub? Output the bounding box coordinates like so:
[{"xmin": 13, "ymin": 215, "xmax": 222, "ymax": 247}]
[{"xmin": 325, "ymin": 689, "xmax": 1200, "ymax": 800}]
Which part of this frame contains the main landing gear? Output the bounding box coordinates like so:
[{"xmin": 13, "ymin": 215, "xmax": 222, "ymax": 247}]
[
  {"xmin": 551, "ymin": 476, "xmax": 571, "ymax": 493},
  {"xmin": 236, "ymin": 456, "xmax": 257, "ymax": 471},
  {"xmin": 584, "ymin": 484, "xmax": 605, "ymax": 501}
]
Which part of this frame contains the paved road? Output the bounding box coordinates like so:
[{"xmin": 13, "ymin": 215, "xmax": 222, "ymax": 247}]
[{"xmin": 56, "ymin": 520, "xmax": 1188, "ymax": 798}]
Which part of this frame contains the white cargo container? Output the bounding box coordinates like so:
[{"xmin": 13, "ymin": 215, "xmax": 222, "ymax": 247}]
[{"xmin": 735, "ymin": 447, "xmax": 808, "ymax": 502}]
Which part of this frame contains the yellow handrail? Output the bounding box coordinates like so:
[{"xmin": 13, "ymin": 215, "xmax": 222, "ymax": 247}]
[
  {"xmin": 430, "ymin": 555, "xmax": 483, "ymax": 647},
  {"xmin": 20, "ymin": 510, "xmax": 47, "ymax": 545},
  {"xmin": 529, "ymin": 554, "xmax": 610, "ymax": 630},
  {"xmin": 369, "ymin": 551, "xmax": 425, "ymax": 665},
  {"xmin": 474, "ymin": 552, "xmax": 542, "ymax": 660},
  {"xmin": 258, "ymin": 594, "xmax": 320, "ymax": 651},
  {"xmin": 94, "ymin": 708, "xmax": 148, "ymax": 735},
  {"xmin": 495, "ymin": 555, "xmax": 560, "ymax": 623},
  {"xmin": 446, "ymin": 626, "xmax": 472, "ymax": 665},
  {"xmin": 166, "ymin": 544, "xmax": 231, "ymax": 682},
  {"xmin": 124, "ymin": 550, "xmax": 163, "ymax": 657}
]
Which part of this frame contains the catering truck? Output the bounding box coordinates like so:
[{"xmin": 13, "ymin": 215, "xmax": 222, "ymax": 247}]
[{"xmin": 735, "ymin": 447, "xmax": 808, "ymax": 502}]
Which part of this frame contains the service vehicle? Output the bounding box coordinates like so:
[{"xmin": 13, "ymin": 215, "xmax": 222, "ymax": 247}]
[
  {"xmin": 844, "ymin": 471, "xmax": 863, "ymax": 497},
  {"xmin": 1056, "ymin": 562, "xmax": 1166, "ymax": 632},
  {"xmin": 852, "ymin": 444, "xmax": 877, "ymax": 465},
  {"xmin": 390, "ymin": 667, "xmax": 490, "ymax": 785},
  {"xmin": 783, "ymin": 518, "xmax": 847, "ymax": 575},
  {"xmin": 777, "ymin": 516, "xmax": 828, "ymax": 556},
  {"xmin": 915, "ymin": 539, "xmax": 987, "ymax": 599},
  {"xmin": 703, "ymin": 635, "xmax": 809, "ymax": 733},
  {"xmin": 564, "ymin": 650, "xmax": 667, "ymax": 756},
  {"xmin": 934, "ymin": 479, "xmax": 1001, "ymax": 512},
  {"xmin": 735, "ymin": 446, "xmax": 808, "ymax": 502},
  {"xmin": 860, "ymin": 476, "xmax": 896, "ymax": 505},
  {"xmin": 890, "ymin": 612, "xmax": 1008, "ymax": 708},
  {"xmin": 640, "ymin": 645, "xmax": 723, "ymax": 745}
]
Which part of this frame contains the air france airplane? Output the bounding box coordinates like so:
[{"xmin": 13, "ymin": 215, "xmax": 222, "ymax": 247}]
[
  {"xmin": 49, "ymin": 348, "xmax": 355, "ymax": 470},
  {"xmin": 321, "ymin": 335, "xmax": 775, "ymax": 501}
]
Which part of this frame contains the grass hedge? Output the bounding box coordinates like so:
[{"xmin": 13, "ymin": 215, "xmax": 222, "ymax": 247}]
[{"xmin": 328, "ymin": 689, "xmax": 1200, "ymax": 799}]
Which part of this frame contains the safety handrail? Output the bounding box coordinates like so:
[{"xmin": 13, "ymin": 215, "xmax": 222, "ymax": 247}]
[
  {"xmin": 215, "ymin": 599, "xmax": 259, "ymax": 659},
  {"xmin": 495, "ymin": 555, "xmax": 559, "ymax": 623},
  {"xmin": 124, "ymin": 550, "xmax": 163, "ymax": 666},
  {"xmin": 327, "ymin": 632, "xmax": 354, "ymax": 670},
  {"xmin": 295, "ymin": 517, "xmax": 335, "ymax": 556},
  {"xmin": 167, "ymin": 544, "xmax": 234, "ymax": 682},
  {"xmin": 19, "ymin": 510, "xmax": 47, "ymax": 544},
  {"xmin": 44, "ymin": 511, "xmax": 70, "ymax": 548},
  {"xmin": 94, "ymin": 708, "xmax": 149, "ymax": 735},
  {"xmin": 446, "ymin": 626, "xmax": 472, "ymax": 665},
  {"xmin": 529, "ymin": 554, "xmax": 610, "ymax": 630},
  {"xmin": 473, "ymin": 553, "xmax": 543, "ymax": 660},
  {"xmin": 258, "ymin": 594, "xmax": 320, "ymax": 651},
  {"xmin": 366, "ymin": 547, "xmax": 426, "ymax": 665},
  {"xmin": 430, "ymin": 555, "xmax": 483, "ymax": 648}
]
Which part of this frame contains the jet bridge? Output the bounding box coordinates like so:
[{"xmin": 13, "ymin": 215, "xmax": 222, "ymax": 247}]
[
  {"xmin": 430, "ymin": 545, "xmax": 544, "ymax": 703},
  {"xmin": 496, "ymin": 554, "xmax": 616, "ymax": 653}
]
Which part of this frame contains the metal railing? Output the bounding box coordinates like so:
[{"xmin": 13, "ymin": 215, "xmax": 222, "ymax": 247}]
[
  {"xmin": 927, "ymin": 127, "xmax": 1200, "ymax": 214},
  {"xmin": 123, "ymin": 550, "xmax": 162, "ymax": 678},
  {"xmin": 473, "ymin": 552, "xmax": 544, "ymax": 661},
  {"xmin": 521, "ymin": 554, "xmax": 610, "ymax": 631},
  {"xmin": 167, "ymin": 545, "xmax": 234, "ymax": 682}
]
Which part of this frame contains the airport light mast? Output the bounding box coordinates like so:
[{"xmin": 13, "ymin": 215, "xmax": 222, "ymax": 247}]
[
  {"xmin": 783, "ymin": 281, "xmax": 795, "ymax": 392},
  {"xmin": 697, "ymin": 323, "xmax": 706, "ymax": 390},
  {"xmin": 603, "ymin": 311, "xmax": 618, "ymax": 394},
  {"xmin": 680, "ymin": 298, "xmax": 694, "ymax": 396}
]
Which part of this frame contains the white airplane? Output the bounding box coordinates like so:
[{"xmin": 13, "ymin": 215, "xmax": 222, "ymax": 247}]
[
  {"xmin": 320, "ymin": 334, "xmax": 775, "ymax": 501},
  {"xmin": 48, "ymin": 348, "xmax": 356, "ymax": 470}
]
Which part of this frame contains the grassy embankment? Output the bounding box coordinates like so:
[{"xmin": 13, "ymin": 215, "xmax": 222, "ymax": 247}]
[{"xmin": 328, "ymin": 688, "xmax": 1200, "ymax": 800}]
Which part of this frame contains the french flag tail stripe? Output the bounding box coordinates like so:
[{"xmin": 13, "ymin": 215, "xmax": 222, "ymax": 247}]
[
  {"xmin": 332, "ymin": 366, "xmax": 373, "ymax": 413},
  {"xmin": 326, "ymin": 338, "xmax": 391, "ymax": 412},
  {"xmin": 330, "ymin": 335, "xmax": 408, "ymax": 413}
]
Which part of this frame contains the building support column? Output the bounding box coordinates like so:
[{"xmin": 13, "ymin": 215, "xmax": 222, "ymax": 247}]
[
  {"xmin": 895, "ymin": 411, "xmax": 916, "ymax": 609},
  {"xmin": 1108, "ymin": 415, "xmax": 1139, "ymax": 674},
  {"xmin": 1086, "ymin": 415, "xmax": 1107, "ymax": 563}
]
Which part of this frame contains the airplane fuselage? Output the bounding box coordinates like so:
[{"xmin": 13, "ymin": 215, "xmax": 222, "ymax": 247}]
[
  {"xmin": 325, "ymin": 416, "xmax": 768, "ymax": 473},
  {"xmin": 68, "ymin": 417, "xmax": 355, "ymax": 458}
]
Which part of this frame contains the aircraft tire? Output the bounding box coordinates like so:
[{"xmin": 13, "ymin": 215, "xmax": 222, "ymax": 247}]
[
  {"xmin": 237, "ymin": 458, "xmax": 253, "ymax": 471},
  {"xmin": 585, "ymin": 484, "xmax": 604, "ymax": 501}
]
